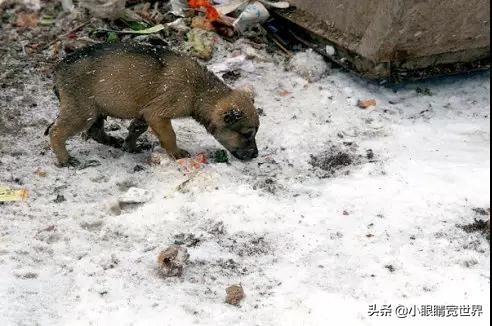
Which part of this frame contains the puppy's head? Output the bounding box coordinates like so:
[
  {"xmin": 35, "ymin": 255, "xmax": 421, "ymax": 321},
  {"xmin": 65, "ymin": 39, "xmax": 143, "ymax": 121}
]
[{"xmin": 208, "ymin": 89, "xmax": 260, "ymax": 161}]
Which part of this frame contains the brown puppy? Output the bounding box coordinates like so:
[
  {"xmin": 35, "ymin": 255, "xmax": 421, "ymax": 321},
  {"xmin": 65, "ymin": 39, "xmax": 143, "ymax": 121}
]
[{"xmin": 46, "ymin": 42, "xmax": 259, "ymax": 166}]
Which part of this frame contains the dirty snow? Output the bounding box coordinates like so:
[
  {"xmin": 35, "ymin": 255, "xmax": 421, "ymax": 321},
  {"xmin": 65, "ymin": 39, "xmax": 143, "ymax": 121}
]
[{"xmin": 0, "ymin": 38, "xmax": 490, "ymax": 326}]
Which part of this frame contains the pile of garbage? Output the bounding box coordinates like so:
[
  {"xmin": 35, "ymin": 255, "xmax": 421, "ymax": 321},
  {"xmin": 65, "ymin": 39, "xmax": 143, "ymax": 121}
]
[
  {"xmin": 34, "ymin": 1, "xmax": 291, "ymax": 62},
  {"xmin": 69, "ymin": 1, "xmax": 289, "ymax": 35},
  {"xmin": 171, "ymin": 0, "xmax": 289, "ymax": 34}
]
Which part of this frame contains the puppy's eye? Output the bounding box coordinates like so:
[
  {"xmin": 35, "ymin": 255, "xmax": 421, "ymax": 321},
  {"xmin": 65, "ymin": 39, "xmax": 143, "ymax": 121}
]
[{"xmin": 241, "ymin": 131, "xmax": 254, "ymax": 139}]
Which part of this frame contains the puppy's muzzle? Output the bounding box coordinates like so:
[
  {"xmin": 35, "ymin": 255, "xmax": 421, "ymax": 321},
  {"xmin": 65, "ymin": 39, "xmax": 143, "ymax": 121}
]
[{"xmin": 232, "ymin": 147, "xmax": 259, "ymax": 161}]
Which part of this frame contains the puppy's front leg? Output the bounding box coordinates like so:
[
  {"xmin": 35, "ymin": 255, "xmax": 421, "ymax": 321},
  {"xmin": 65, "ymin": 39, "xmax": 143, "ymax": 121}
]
[{"xmin": 145, "ymin": 117, "xmax": 190, "ymax": 159}]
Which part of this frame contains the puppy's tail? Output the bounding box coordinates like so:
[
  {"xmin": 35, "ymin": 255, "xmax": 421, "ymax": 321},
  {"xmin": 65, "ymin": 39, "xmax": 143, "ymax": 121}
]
[
  {"xmin": 45, "ymin": 85, "xmax": 60, "ymax": 136},
  {"xmin": 53, "ymin": 85, "xmax": 60, "ymax": 100},
  {"xmin": 44, "ymin": 121, "xmax": 54, "ymax": 136}
]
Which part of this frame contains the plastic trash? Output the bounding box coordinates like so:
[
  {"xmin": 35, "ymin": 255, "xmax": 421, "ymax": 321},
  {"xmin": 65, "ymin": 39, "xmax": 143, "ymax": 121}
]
[
  {"xmin": 0, "ymin": 186, "xmax": 29, "ymax": 202},
  {"xmin": 170, "ymin": 0, "xmax": 190, "ymax": 17},
  {"xmin": 177, "ymin": 153, "xmax": 208, "ymax": 175},
  {"xmin": 233, "ymin": 2, "xmax": 270, "ymax": 33}
]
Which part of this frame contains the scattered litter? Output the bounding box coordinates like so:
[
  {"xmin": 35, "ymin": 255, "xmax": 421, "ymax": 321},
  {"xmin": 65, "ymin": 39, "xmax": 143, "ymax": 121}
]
[
  {"xmin": 18, "ymin": 0, "xmax": 41, "ymax": 11},
  {"xmin": 191, "ymin": 15, "xmax": 213, "ymax": 30},
  {"xmin": 118, "ymin": 187, "xmax": 153, "ymax": 205},
  {"xmin": 0, "ymin": 186, "xmax": 29, "ymax": 202},
  {"xmin": 177, "ymin": 153, "xmax": 208, "ymax": 175},
  {"xmin": 157, "ymin": 245, "xmax": 190, "ymax": 277},
  {"xmin": 34, "ymin": 167, "xmax": 47, "ymax": 177},
  {"xmin": 225, "ymin": 284, "xmax": 245, "ymax": 306},
  {"xmin": 60, "ymin": 0, "xmax": 74, "ymax": 12},
  {"xmin": 213, "ymin": 149, "xmax": 229, "ymax": 163},
  {"xmin": 288, "ymin": 49, "xmax": 329, "ymax": 82},
  {"xmin": 167, "ymin": 18, "xmax": 191, "ymax": 32},
  {"xmin": 188, "ymin": 0, "xmax": 219, "ymax": 20},
  {"xmin": 39, "ymin": 15, "xmax": 55, "ymax": 26},
  {"xmin": 357, "ymin": 99, "xmax": 377, "ymax": 109},
  {"xmin": 210, "ymin": 54, "xmax": 255, "ymax": 74},
  {"xmin": 233, "ymin": 2, "xmax": 270, "ymax": 33},
  {"xmin": 15, "ymin": 12, "xmax": 39, "ymax": 28},
  {"xmin": 79, "ymin": 0, "xmax": 126, "ymax": 20},
  {"xmin": 258, "ymin": 0, "xmax": 290, "ymax": 9},
  {"xmin": 107, "ymin": 24, "xmax": 166, "ymax": 35},
  {"xmin": 186, "ymin": 28, "xmax": 215, "ymax": 60},
  {"xmin": 170, "ymin": 0, "xmax": 190, "ymax": 17},
  {"xmin": 172, "ymin": 0, "xmax": 290, "ymax": 34},
  {"xmin": 106, "ymin": 31, "xmax": 119, "ymax": 43},
  {"xmin": 215, "ymin": 0, "xmax": 248, "ymax": 16},
  {"xmin": 148, "ymin": 152, "xmax": 163, "ymax": 165},
  {"xmin": 325, "ymin": 45, "xmax": 336, "ymax": 56},
  {"xmin": 79, "ymin": 159, "xmax": 102, "ymax": 169}
]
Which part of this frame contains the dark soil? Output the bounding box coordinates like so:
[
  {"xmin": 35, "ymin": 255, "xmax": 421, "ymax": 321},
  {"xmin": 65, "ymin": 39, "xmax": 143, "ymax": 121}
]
[
  {"xmin": 309, "ymin": 146, "xmax": 354, "ymax": 177},
  {"xmin": 457, "ymin": 208, "xmax": 490, "ymax": 241}
]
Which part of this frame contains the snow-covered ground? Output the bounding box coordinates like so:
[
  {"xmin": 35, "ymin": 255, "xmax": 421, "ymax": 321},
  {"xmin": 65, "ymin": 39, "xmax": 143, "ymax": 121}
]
[{"xmin": 0, "ymin": 39, "xmax": 490, "ymax": 325}]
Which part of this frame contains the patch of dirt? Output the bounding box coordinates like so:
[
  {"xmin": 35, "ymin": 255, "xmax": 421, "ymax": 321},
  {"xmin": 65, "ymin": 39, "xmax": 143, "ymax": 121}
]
[
  {"xmin": 219, "ymin": 232, "xmax": 271, "ymax": 257},
  {"xmin": 457, "ymin": 208, "xmax": 490, "ymax": 241},
  {"xmin": 253, "ymin": 177, "xmax": 280, "ymax": 194},
  {"xmin": 309, "ymin": 143, "xmax": 375, "ymax": 178},
  {"xmin": 460, "ymin": 219, "xmax": 489, "ymax": 234},
  {"xmin": 174, "ymin": 233, "xmax": 201, "ymax": 247}
]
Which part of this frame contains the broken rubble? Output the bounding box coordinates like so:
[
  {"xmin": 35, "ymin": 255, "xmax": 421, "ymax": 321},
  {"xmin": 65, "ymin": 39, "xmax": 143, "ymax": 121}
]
[
  {"xmin": 157, "ymin": 245, "xmax": 190, "ymax": 277},
  {"xmin": 225, "ymin": 284, "xmax": 245, "ymax": 305},
  {"xmin": 118, "ymin": 187, "xmax": 153, "ymax": 205}
]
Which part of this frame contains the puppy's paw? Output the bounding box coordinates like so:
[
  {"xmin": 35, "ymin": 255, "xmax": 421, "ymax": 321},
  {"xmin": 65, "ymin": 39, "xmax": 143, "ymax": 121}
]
[
  {"xmin": 168, "ymin": 148, "xmax": 191, "ymax": 160},
  {"xmin": 122, "ymin": 140, "xmax": 152, "ymax": 153},
  {"xmin": 56, "ymin": 157, "xmax": 80, "ymax": 168},
  {"xmin": 108, "ymin": 136, "xmax": 125, "ymax": 149}
]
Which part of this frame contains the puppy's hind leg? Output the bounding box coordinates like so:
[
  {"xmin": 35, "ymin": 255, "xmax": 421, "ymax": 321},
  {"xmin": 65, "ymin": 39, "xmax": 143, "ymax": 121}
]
[
  {"xmin": 87, "ymin": 116, "xmax": 124, "ymax": 148},
  {"xmin": 122, "ymin": 118, "xmax": 149, "ymax": 153}
]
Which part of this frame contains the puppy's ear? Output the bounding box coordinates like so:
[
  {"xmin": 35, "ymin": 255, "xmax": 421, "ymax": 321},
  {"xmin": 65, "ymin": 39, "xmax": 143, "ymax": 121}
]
[{"xmin": 224, "ymin": 108, "xmax": 244, "ymax": 126}]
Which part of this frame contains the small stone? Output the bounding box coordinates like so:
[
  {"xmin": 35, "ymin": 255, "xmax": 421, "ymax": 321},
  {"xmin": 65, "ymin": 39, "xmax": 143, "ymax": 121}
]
[
  {"xmin": 157, "ymin": 245, "xmax": 189, "ymax": 277},
  {"xmin": 54, "ymin": 194, "xmax": 66, "ymax": 203},
  {"xmin": 34, "ymin": 168, "xmax": 47, "ymax": 177},
  {"xmin": 119, "ymin": 187, "xmax": 152, "ymax": 205},
  {"xmin": 385, "ymin": 264, "xmax": 396, "ymax": 273},
  {"xmin": 225, "ymin": 284, "xmax": 245, "ymax": 306},
  {"xmin": 133, "ymin": 165, "xmax": 145, "ymax": 172},
  {"xmin": 357, "ymin": 99, "xmax": 377, "ymax": 109},
  {"xmin": 108, "ymin": 201, "xmax": 122, "ymax": 216},
  {"xmin": 148, "ymin": 152, "xmax": 162, "ymax": 165}
]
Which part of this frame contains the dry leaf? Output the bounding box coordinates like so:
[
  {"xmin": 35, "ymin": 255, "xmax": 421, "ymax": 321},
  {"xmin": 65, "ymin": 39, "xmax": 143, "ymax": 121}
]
[
  {"xmin": 34, "ymin": 168, "xmax": 47, "ymax": 177},
  {"xmin": 15, "ymin": 13, "xmax": 39, "ymax": 28},
  {"xmin": 357, "ymin": 99, "xmax": 377, "ymax": 109}
]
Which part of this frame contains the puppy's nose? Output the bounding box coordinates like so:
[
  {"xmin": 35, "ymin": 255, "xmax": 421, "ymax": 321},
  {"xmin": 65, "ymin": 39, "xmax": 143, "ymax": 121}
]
[{"xmin": 252, "ymin": 148, "xmax": 259, "ymax": 158}]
